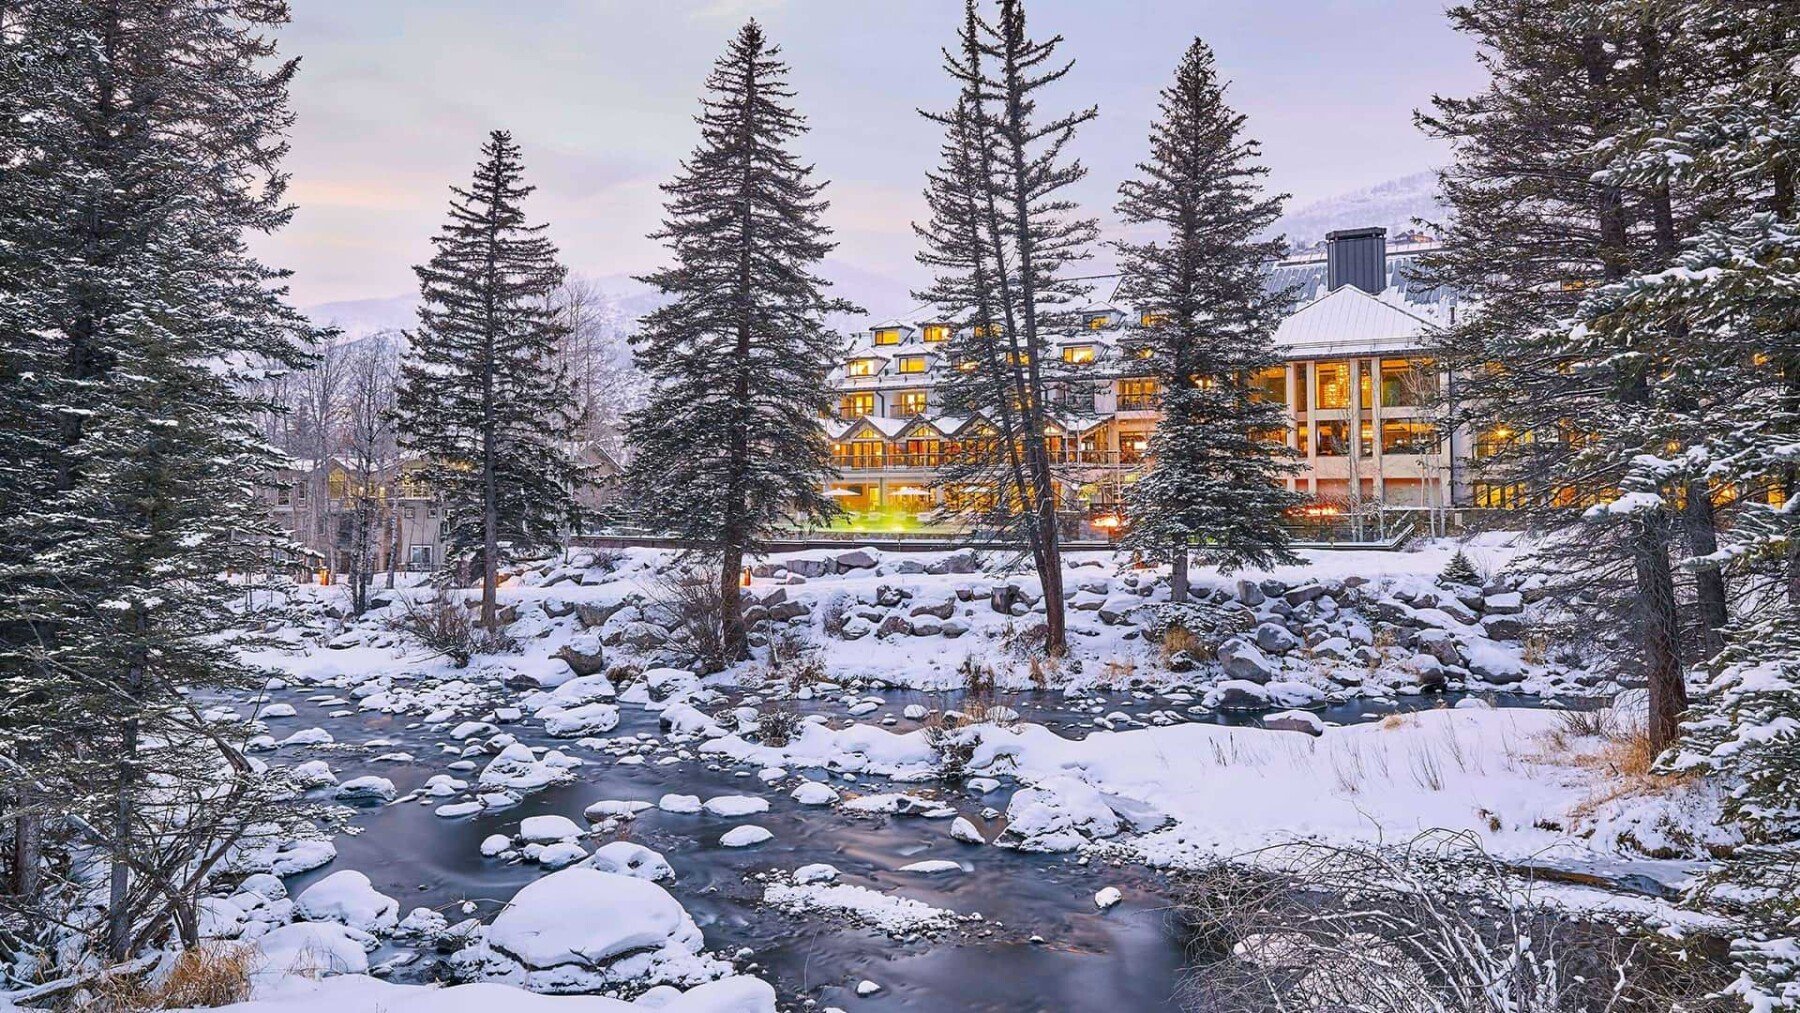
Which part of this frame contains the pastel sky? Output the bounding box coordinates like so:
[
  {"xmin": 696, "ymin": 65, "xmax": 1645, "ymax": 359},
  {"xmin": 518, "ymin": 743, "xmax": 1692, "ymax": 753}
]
[{"xmin": 259, "ymin": 0, "xmax": 1484, "ymax": 315}]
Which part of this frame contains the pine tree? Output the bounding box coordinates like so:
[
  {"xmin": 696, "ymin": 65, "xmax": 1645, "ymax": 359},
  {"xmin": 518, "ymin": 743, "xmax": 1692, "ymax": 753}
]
[
  {"xmin": 625, "ymin": 21, "xmax": 857, "ymax": 662},
  {"xmin": 0, "ymin": 0, "xmax": 326, "ymax": 962},
  {"xmin": 394, "ymin": 131, "xmax": 589, "ymax": 632},
  {"xmin": 1113, "ymin": 38, "xmax": 1304, "ymax": 600},
  {"xmin": 1440, "ymin": 548, "xmax": 1482, "ymax": 587},
  {"xmin": 918, "ymin": 0, "xmax": 1097, "ymax": 654},
  {"xmin": 1419, "ymin": 0, "xmax": 1709, "ymax": 752}
]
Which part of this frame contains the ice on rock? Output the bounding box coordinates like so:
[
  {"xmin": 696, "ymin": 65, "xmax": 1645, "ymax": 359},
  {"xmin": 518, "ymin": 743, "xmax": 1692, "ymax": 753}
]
[
  {"xmin": 790, "ymin": 781, "xmax": 839, "ymax": 806},
  {"xmin": 333, "ymin": 776, "xmax": 396, "ymax": 804},
  {"xmin": 1094, "ymin": 887, "xmax": 1123, "ymax": 910},
  {"xmin": 295, "ymin": 870, "xmax": 400, "ymax": 934},
  {"xmin": 792, "ymin": 863, "xmax": 839, "ymax": 885},
  {"xmin": 719, "ymin": 825, "xmax": 773, "ymax": 848},
  {"xmin": 423, "ymin": 774, "xmax": 468, "ymax": 796},
  {"xmin": 658, "ymin": 793, "xmax": 703, "ymax": 813},
  {"xmin": 949, "ymin": 817, "xmax": 985, "ymax": 844},
  {"xmin": 289, "ymin": 759, "xmax": 337, "ymax": 788},
  {"xmin": 999, "ymin": 776, "xmax": 1122, "ymax": 852},
  {"xmin": 584, "ymin": 798, "xmax": 655, "ymax": 820},
  {"xmin": 856, "ymin": 980, "xmax": 883, "ymax": 996},
  {"xmin": 473, "ymin": 867, "xmax": 704, "ymax": 979},
  {"xmin": 536, "ymin": 841, "xmax": 588, "ymax": 869},
  {"xmin": 518, "ymin": 814, "xmax": 586, "ymax": 843},
  {"xmin": 543, "ymin": 702, "xmax": 620, "ymax": 737},
  {"xmin": 702, "ymin": 795, "xmax": 769, "ymax": 817},
  {"xmin": 584, "ymin": 841, "xmax": 674, "ymax": 882},
  {"xmin": 279, "ymin": 727, "xmax": 334, "ymax": 747},
  {"xmin": 479, "ymin": 743, "xmax": 573, "ymax": 792},
  {"xmin": 898, "ymin": 860, "xmax": 962, "ymax": 874}
]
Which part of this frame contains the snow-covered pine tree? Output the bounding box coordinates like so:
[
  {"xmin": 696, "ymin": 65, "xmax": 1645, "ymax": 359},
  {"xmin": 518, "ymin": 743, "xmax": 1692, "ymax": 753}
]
[
  {"xmin": 625, "ymin": 21, "xmax": 858, "ymax": 661},
  {"xmin": 0, "ymin": 0, "xmax": 325, "ymax": 963},
  {"xmin": 1419, "ymin": 0, "xmax": 1709, "ymax": 751},
  {"xmin": 394, "ymin": 131, "xmax": 589, "ymax": 633},
  {"xmin": 1113, "ymin": 37, "xmax": 1304, "ymax": 600},
  {"xmin": 1439, "ymin": 549, "xmax": 1482, "ymax": 588},
  {"xmin": 1620, "ymin": 3, "xmax": 1800, "ymax": 1005},
  {"xmin": 919, "ymin": 0, "xmax": 1098, "ymax": 654}
]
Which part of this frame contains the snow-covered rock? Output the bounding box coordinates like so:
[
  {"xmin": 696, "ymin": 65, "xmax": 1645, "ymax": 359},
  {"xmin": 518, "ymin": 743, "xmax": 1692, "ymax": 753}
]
[
  {"xmin": 584, "ymin": 841, "xmax": 674, "ymax": 882},
  {"xmin": 701, "ymin": 795, "xmax": 769, "ymax": 817},
  {"xmin": 719, "ymin": 825, "xmax": 772, "ymax": 848},
  {"xmin": 295, "ymin": 871, "xmax": 399, "ymax": 934},
  {"xmin": 518, "ymin": 815, "xmax": 586, "ymax": 843},
  {"xmin": 999, "ymin": 776, "xmax": 1122, "ymax": 852}
]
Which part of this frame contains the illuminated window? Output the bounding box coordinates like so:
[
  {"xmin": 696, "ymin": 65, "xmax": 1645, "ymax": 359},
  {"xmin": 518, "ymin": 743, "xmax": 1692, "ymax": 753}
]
[
  {"xmin": 1120, "ymin": 434, "xmax": 1149, "ymax": 464},
  {"xmin": 897, "ymin": 355, "xmax": 927, "ymax": 374},
  {"xmin": 1472, "ymin": 481, "xmax": 1525, "ymax": 509},
  {"xmin": 1313, "ymin": 361, "xmax": 1350, "ymax": 409},
  {"xmin": 1294, "ymin": 362, "xmax": 1309, "ymax": 412},
  {"xmin": 873, "ymin": 328, "xmax": 903, "ymax": 346},
  {"xmin": 1008, "ymin": 351, "xmax": 1031, "ymax": 366},
  {"xmin": 1118, "ymin": 378, "xmax": 1159, "ymax": 411},
  {"xmin": 328, "ymin": 472, "xmax": 348, "ymax": 499},
  {"xmin": 902, "ymin": 437, "xmax": 941, "ymax": 466},
  {"xmin": 1475, "ymin": 426, "xmax": 1520, "ymax": 459},
  {"xmin": 845, "ymin": 358, "xmax": 879, "ymax": 377},
  {"xmin": 1087, "ymin": 314, "xmax": 1111, "ymax": 330},
  {"xmin": 834, "ymin": 439, "xmax": 885, "ymax": 468},
  {"xmin": 922, "ymin": 324, "xmax": 949, "ymax": 343},
  {"xmin": 1381, "ymin": 420, "xmax": 1437, "ymax": 454},
  {"xmin": 839, "ymin": 392, "xmax": 875, "ymax": 418},
  {"xmin": 1359, "ymin": 360, "xmax": 1374, "ymax": 410},
  {"xmin": 1250, "ymin": 366, "xmax": 1287, "ymax": 405},
  {"xmin": 1380, "ymin": 358, "xmax": 1437, "ymax": 407},
  {"xmin": 972, "ymin": 323, "xmax": 1001, "ymax": 339},
  {"xmin": 1315, "ymin": 421, "xmax": 1350, "ymax": 456},
  {"xmin": 895, "ymin": 391, "xmax": 929, "ymax": 417},
  {"xmin": 1139, "ymin": 312, "xmax": 1169, "ymax": 328},
  {"xmin": 1062, "ymin": 344, "xmax": 1096, "ymax": 364},
  {"xmin": 956, "ymin": 358, "xmax": 979, "ymax": 372}
]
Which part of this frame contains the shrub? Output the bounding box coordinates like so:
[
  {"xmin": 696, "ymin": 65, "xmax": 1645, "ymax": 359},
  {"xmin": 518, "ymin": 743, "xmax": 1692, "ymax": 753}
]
[
  {"xmin": 87, "ymin": 943, "xmax": 256, "ymax": 1011},
  {"xmin": 648, "ymin": 567, "xmax": 727, "ymax": 671},
  {"xmin": 385, "ymin": 594, "xmax": 515, "ymax": 667},
  {"xmin": 1147, "ymin": 601, "xmax": 1256, "ymax": 659},
  {"xmin": 754, "ymin": 698, "xmax": 804, "ymax": 747}
]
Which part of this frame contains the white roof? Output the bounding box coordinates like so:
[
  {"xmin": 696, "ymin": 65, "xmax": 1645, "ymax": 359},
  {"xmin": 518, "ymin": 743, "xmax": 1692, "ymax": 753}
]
[{"xmin": 1272, "ymin": 285, "xmax": 1438, "ymax": 357}]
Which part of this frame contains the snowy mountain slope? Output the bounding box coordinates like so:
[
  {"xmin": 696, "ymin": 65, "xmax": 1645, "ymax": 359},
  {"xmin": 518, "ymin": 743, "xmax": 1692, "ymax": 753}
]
[{"xmin": 1272, "ymin": 170, "xmax": 1445, "ymax": 249}]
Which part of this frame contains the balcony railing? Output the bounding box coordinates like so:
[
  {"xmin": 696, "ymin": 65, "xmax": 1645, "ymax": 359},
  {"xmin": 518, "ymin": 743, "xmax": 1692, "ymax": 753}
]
[
  {"xmin": 832, "ymin": 450, "xmax": 1142, "ymax": 471},
  {"xmin": 1116, "ymin": 394, "xmax": 1160, "ymax": 412}
]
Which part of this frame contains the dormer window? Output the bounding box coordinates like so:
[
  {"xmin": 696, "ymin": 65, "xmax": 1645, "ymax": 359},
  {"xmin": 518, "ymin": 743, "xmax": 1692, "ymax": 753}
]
[
  {"xmin": 922, "ymin": 323, "xmax": 950, "ymax": 343},
  {"xmin": 846, "ymin": 358, "xmax": 879, "ymax": 377},
  {"xmin": 897, "ymin": 355, "xmax": 928, "ymax": 374},
  {"xmin": 1086, "ymin": 314, "xmax": 1111, "ymax": 330},
  {"xmin": 873, "ymin": 327, "xmax": 903, "ymax": 346},
  {"xmin": 1062, "ymin": 345, "xmax": 1095, "ymax": 364}
]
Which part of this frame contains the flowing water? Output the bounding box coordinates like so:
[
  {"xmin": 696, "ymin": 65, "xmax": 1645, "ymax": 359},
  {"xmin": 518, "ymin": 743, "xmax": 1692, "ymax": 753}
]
[{"xmin": 252, "ymin": 682, "xmax": 1571, "ymax": 1011}]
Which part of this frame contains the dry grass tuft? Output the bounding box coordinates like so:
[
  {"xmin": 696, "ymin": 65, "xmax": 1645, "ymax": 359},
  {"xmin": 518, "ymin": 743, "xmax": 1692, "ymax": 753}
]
[{"xmin": 86, "ymin": 944, "xmax": 256, "ymax": 1011}]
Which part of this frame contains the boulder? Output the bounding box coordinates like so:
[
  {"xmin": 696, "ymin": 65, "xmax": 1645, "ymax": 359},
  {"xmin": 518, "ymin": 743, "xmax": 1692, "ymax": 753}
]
[
  {"xmin": 1413, "ymin": 628, "xmax": 1465, "ymax": 667},
  {"xmin": 1284, "ymin": 584, "xmax": 1327, "ymax": 606},
  {"xmin": 1217, "ymin": 638, "xmax": 1279, "ymax": 684},
  {"xmin": 1481, "ymin": 614, "xmax": 1525, "ymax": 641},
  {"xmin": 1097, "ymin": 595, "xmax": 1145, "ymax": 626},
  {"xmin": 553, "ymin": 636, "xmax": 606, "ymax": 677},
  {"xmin": 835, "ymin": 549, "xmax": 879, "ymax": 570},
  {"xmin": 926, "ymin": 549, "xmax": 980, "ymax": 575},
  {"xmin": 1235, "ymin": 579, "xmax": 1266, "ymax": 607},
  {"xmin": 787, "ymin": 556, "xmax": 834, "ymax": 578},
  {"xmin": 940, "ymin": 620, "xmax": 970, "ymax": 639},
  {"xmin": 1213, "ymin": 680, "xmax": 1272, "ymax": 711},
  {"xmin": 910, "ymin": 598, "xmax": 956, "ymax": 621},
  {"xmin": 1264, "ymin": 710, "xmax": 1325, "ymax": 736}
]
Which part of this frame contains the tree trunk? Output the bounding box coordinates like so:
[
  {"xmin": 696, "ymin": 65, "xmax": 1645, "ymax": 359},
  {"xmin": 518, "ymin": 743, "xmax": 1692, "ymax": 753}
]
[
  {"xmin": 1169, "ymin": 543, "xmax": 1189, "ymax": 604},
  {"xmin": 106, "ymin": 709, "xmax": 140, "ymax": 961},
  {"xmin": 10, "ymin": 799, "xmax": 39, "ymax": 899},
  {"xmin": 720, "ymin": 544, "xmax": 746, "ymax": 665},
  {"xmin": 1635, "ymin": 516, "xmax": 1686, "ymax": 753},
  {"xmin": 1681, "ymin": 483, "xmax": 1728, "ymax": 659}
]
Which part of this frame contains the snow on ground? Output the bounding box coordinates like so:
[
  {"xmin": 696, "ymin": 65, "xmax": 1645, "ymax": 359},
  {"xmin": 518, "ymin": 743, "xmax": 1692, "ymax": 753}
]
[
  {"xmin": 178, "ymin": 973, "xmax": 776, "ymax": 1013},
  {"xmin": 210, "ymin": 534, "xmax": 1721, "ymax": 1009}
]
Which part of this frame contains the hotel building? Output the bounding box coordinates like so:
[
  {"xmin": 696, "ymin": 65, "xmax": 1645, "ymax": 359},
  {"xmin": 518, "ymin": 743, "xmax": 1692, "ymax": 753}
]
[{"xmin": 819, "ymin": 227, "xmax": 1477, "ymax": 538}]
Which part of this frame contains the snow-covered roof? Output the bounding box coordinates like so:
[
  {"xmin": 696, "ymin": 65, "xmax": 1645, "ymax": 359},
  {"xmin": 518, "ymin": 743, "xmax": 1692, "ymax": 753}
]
[{"xmin": 1272, "ymin": 285, "xmax": 1440, "ymax": 356}]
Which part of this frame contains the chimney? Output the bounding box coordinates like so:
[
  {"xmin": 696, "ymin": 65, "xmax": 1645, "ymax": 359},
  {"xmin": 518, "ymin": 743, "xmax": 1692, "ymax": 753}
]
[{"xmin": 1325, "ymin": 227, "xmax": 1388, "ymax": 295}]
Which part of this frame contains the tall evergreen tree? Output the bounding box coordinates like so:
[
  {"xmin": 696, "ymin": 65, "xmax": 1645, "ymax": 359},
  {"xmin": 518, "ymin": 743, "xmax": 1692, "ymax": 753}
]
[
  {"xmin": 0, "ymin": 0, "xmax": 325, "ymax": 962},
  {"xmin": 919, "ymin": 0, "xmax": 1097, "ymax": 655},
  {"xmin": 625, "ymin": 21, "xmax": 857, "ymax": 662},
  {"xmin": 1419, "ymin": 0, "xmax": 1707, "ymax": 752},
  {"xmin": 1114, "ymin": 37, "xmax": 1304, "ymax": 600},
  {"xmin": 394, "ymin": 131, "xmax": 588, "ymax": 632}
]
